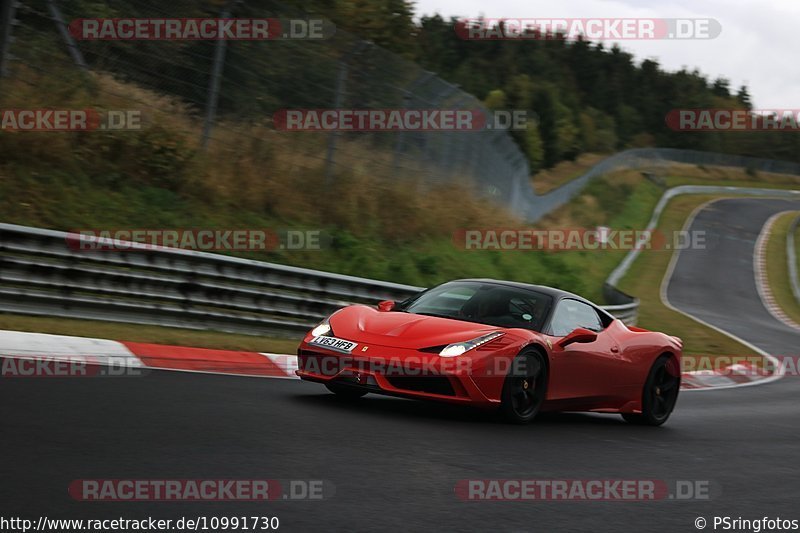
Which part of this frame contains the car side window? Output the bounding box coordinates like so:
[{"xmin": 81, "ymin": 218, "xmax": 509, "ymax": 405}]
[{"xmin": 549, "ymin": 299, "xmax": 604, "ymax": 336}]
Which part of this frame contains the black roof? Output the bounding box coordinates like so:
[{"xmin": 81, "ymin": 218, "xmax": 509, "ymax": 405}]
[{"xmin": 451, "ymin": 278, "xmax": 605, "ymax": 311}]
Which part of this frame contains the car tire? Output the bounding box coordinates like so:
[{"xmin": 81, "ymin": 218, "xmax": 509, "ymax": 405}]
[
  {"xmin": 499, "ymin": 350, "xmax": 548, "ymax": 424},
  {"xmin": 325, "ymin": 383, "xmax": 368, "ymax": 399},
  {"xmin": 622, "ymin": 354, "xmax": 680, "ymax": 426}
]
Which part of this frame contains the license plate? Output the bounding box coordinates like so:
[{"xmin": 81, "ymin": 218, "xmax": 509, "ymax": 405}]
[{"xmin": 309, "ymin": 336, "xmax": 358, "ymax": 353}]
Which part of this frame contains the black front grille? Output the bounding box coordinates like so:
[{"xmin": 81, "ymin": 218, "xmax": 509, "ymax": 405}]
[{"xmin": 385, "ymin": 376, "xmax": 455, "ymax": 396}]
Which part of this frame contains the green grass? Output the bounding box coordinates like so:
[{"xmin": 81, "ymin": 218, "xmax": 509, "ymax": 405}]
[
  {"xmin": 531, "ymin": 153, "xmax": 608, "ymax": 194},
  {"xmin": 0, "ymin": 169, "xmax": 578, "ymax": 291},
  {"xmin": 795, "ymin": 223, "xmax": 800, "ymax": 285},
  {"xmin": 765, "ymin": 211, "xmax": 800, "ymax": 325}
]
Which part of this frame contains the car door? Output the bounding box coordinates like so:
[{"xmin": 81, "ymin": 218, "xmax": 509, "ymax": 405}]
[{"xmin": 546, "ymin": 299, "xmax": 625, "ymax": 402}]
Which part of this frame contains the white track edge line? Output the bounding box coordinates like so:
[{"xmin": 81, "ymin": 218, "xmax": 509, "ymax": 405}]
[{"xmin": 753, "ymin": 211, "xmax": 800, "ymax": 331}]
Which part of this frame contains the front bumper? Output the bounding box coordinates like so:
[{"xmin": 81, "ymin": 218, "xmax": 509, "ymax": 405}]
[{"xmin": 295, "ymin": 341, "xmax": 502, "ymax": 407}]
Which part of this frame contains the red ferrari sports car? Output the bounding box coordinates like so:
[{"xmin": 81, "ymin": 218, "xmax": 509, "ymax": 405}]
[{"xmin": 296, "ymin": 279, "xmax": 682, "ymax": 425}]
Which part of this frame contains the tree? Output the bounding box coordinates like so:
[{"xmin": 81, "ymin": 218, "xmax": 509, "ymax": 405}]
[
  {"xmin": 483, "ymin": 89, "xmax": 507, "ymax": 110},
  {"xmin": 524, "ymin": 122, "xmax": 546, "ymax": 172},
  {"xmin": 736, "ymin": 86, "xmax": 753, "ymax": 109},
  {"xmin": 711, "ymin": 77, "xmax": 731, "ymax": 97},
  {"xmin": 324, "ymin": 0, "xmax": 419, "ymax": 57}
]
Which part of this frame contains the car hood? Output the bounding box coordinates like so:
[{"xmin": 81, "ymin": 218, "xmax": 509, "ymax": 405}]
[{"xmin": 329, "ymin": 305, "xmax": 502, "ymax": 350}]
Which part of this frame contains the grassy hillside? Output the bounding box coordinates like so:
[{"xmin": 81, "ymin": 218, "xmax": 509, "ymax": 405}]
[{"xmin": 0, "ymin": 69, "xmax": 576, "ymax": 292}]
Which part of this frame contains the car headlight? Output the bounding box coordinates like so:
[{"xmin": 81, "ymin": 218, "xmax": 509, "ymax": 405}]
[
  {"xmin": 439, "ymin": 332, "xmax": 504, "ymax": 357},
  {"xmin": 311, "ymin": 317, "xmax": 333, "ymax": 337}
]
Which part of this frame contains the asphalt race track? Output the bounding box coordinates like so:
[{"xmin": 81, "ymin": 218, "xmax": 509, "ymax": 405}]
[
  {"xmin": 2, "ymin": 198, "xmax": 800, "ymax": 532},
  {"xmin": 666, "ymin": 197, "xmax": 800, "ymax": 355}
]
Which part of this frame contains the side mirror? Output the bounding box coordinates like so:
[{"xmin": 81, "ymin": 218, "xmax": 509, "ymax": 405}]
[
  {"xmin": 377, "ymin": 300, "xmax": 396, "ymax": 312},
  {"xmin": 556, "ymin": 327, "xmax": 598, "ymax": 348}
]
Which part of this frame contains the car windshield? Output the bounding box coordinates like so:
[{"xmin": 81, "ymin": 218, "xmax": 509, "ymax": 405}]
[{"xmin": 402, "ymin": 281, "xmax": 553, "ymax": 331}]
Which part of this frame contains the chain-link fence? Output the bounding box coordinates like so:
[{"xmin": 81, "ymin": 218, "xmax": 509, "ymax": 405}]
[
  {"xmin": 3, "ymin": 1, "xmax": 800, "ymax": 223},
  {"xmin": 0, "ymin": 0, "xmax": 531, "ymax": 213}
]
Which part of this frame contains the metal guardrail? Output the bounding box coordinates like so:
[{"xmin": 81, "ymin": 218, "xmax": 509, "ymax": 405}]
[
  {"xmin": 523, "ymin": 148, "xmax": 800, "ymax": 222},
  {"xmin": 597, "ymin": 302, "xmax": 638, "ymax": 325},
  {"xmin": 788, "ymin": 215, "xmax": 800, "ymax": 305},
  {"xmin": 511, "ymin": 148, "xmax": 800, "ymax": 222},
  {"xmin": 0, "ymin": 223, "xmax": 423, "ymax": 337},
  {"xmin": 0, "ymin": 223, "xmax": 639, "ymax": 336}
]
